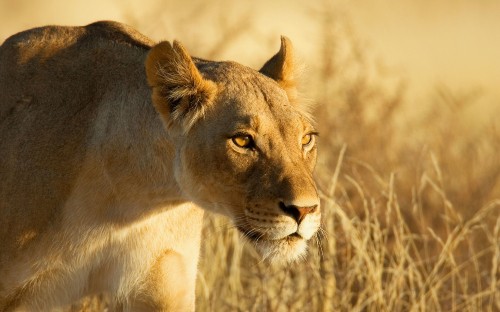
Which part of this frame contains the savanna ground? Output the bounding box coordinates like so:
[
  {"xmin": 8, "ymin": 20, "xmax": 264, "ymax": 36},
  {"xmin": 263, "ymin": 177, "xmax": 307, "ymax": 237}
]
[{"xmin": 3, "ymin": 1, "xmax": 499, "ymax": 311}]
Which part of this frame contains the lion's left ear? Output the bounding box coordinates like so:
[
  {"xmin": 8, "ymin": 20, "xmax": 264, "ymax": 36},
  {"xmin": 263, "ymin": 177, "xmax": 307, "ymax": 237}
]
[
  {"xmin": 145, "ymin": 40, "xmax": 217, "ymax": 132},
  {"xmin": 259, "ymin": 36, "xmax": 298, "ymax": 102}
]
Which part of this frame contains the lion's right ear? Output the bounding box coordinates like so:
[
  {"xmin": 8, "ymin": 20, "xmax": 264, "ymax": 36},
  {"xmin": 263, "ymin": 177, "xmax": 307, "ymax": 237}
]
[
  {"xmin": 259, "ymin": 36, "xmax": 298, "ymax": 103},
  {"xmin": 145, "ymin": 41, "xmax": 217, "ymax": 131}
]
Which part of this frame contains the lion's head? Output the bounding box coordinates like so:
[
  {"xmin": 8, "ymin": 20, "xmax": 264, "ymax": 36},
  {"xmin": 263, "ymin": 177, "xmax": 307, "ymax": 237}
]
[{"xmin": 145, "ymin": 37, "xmax": 320, "ymax": 263}]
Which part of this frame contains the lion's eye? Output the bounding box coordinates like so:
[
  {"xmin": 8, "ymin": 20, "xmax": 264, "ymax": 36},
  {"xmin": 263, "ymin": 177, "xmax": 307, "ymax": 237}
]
[
  {"xmin": 302, "ymin": 134, "xmax": 313, "ymax": 146},
  {"xmin": 232, "ymin": 135, "xmax": 253, "ymax": 148}
]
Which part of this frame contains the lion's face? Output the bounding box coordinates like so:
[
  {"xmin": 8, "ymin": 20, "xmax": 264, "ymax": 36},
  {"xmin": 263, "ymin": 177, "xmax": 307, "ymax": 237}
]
[{"xmin": 146, "ymin": 38, "xmax": 320, "ymax": 263}]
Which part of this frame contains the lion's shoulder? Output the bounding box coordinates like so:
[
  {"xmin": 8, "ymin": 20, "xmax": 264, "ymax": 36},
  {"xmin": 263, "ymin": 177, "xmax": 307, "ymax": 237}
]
[
  {"xmin": 2, "ymin": 20, "xmax": 154, "ymax": 50},
  {"xmin": 0, "ymin": 21, "xmax": 154, "ymax": 68},
  {"xmin": 82, "ymin": 21, "xmax": 155, "ymax": 50}
]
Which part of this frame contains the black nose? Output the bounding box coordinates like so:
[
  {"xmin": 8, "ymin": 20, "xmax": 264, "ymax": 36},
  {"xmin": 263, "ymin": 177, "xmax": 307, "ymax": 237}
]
[{"xmin": 279, "ymin": 202, "xmax": 318, "ymax": 224}]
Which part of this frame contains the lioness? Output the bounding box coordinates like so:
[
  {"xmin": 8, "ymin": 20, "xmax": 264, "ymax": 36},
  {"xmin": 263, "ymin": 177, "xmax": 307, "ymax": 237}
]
[{"xmin": 0, "ymin": 21, "xmax": 320, "ymax": 311}]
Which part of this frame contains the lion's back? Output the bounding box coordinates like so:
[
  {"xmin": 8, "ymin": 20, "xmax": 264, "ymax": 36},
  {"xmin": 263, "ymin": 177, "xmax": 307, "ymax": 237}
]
[
  {"xmin": 0, "ymin": 21, "xmax": 154, "ymax": 121},
  {"xmin": 0, "ymin": 21, "xmax": 154, "ymax": 261}
]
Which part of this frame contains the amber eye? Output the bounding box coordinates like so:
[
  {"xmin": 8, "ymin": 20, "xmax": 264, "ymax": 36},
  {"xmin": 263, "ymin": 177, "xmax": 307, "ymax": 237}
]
[
  {"xmin": 232, "ymin": 135, "xmax": 253, "ymax": 148},
  {"xmin": 302, "ymin": 134, "xmax": 313, "ymax": 146}
]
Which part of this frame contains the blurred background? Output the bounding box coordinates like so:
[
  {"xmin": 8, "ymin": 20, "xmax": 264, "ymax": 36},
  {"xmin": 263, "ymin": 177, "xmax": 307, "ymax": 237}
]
[{"xmin": 2, "ymin": 0, "xmax": 499, "ymax": 311}]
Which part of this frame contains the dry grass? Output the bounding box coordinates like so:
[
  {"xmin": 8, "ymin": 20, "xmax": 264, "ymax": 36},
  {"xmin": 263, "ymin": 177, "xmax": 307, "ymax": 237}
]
[{"xmin": 60, "ymin": 0, "xmax": 500, "ymax": 310}]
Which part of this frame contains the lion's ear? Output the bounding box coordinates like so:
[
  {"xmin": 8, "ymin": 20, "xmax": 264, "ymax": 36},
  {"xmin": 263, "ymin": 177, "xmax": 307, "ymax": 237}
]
[
  {"xmin": 146, "ymin": 40, "xmax": 217, "ymax": 131},
  {"xmin": 259, "ymin": 36, "xmax": 298, "ymax": 102}
]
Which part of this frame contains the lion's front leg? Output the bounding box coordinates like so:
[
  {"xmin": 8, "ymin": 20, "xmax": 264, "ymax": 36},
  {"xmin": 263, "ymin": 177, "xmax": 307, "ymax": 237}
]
[{"xmin": 123, "ymin": 250, "xmax": 197, "ymax": 312}]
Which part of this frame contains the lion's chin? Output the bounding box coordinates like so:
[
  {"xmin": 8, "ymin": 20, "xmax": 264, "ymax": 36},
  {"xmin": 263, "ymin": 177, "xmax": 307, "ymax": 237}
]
[{"xmin": 250, "ymin": 234, "xmax": 308, "ymax": 265}]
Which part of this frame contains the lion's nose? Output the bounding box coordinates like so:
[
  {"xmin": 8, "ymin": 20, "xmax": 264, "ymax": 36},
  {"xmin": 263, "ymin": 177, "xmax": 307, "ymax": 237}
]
[{"xmin": 279, "ymin": 201, "xmax": 318, "ymax": 224}]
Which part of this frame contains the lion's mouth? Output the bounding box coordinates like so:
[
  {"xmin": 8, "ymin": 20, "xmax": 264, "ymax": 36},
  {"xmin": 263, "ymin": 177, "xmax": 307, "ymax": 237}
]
[
  {"xmin": 236, "ymin": 226, "xmax": 308, "ymax": 263},
  {"xmin": 236, "ymin": 226, "xmax": 302, "ymax": 242}
]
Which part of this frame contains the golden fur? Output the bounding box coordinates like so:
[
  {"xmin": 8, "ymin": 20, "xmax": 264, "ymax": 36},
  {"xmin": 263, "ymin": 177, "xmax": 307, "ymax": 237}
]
[{"xmin": 0, "ymin": 21, "xmax": 320, "ymax": 311}]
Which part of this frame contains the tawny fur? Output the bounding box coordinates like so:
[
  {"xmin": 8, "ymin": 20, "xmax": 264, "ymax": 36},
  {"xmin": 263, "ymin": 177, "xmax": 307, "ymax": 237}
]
[{"xmin": 0, "ymin": 21, "xmax": 320, "ymax": 311}]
